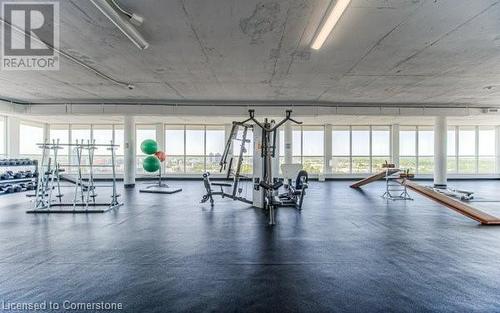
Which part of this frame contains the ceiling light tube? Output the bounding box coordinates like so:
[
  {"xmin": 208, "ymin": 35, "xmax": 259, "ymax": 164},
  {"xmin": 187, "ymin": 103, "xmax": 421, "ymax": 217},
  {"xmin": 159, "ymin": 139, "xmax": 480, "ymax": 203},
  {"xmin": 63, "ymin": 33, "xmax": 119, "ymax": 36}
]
[
  {"xmin": 311, "ymin": 0, "xmax": 352, "ymax": 50},
  {"xmin": 90, "ymin": 0, "xmax": 149, "ymax": 50}
]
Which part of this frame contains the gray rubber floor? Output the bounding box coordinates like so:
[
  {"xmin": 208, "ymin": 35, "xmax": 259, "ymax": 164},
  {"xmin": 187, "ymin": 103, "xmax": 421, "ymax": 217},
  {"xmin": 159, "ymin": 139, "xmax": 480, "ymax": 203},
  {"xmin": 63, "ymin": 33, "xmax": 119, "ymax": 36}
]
[{"xmin": 1, "ymin": 180, "xmax": 500, "ymax": 312}]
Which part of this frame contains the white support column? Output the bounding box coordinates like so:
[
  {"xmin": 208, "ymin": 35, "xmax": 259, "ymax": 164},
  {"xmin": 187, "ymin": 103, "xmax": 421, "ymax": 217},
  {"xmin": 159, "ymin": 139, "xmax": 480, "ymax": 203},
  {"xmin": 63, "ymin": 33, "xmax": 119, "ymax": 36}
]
[
  {"xmin": 434, "ymin": 116, "xmax": 447, "ymax": 188},
  {"xmin": 391, "ymin": 124, "xmax": 400, "ymax": 168},
  {"xmin": 324, "ymin": 124, "xmax": 332, "ymax": 175},
  {"xmin": 7, "ymin": 116, "xmax": 20, "ymax": 158},
  {"xmin": 284, "ymin": 121, "xmax": 292, "ymax": 164},
  {"xmin": 124, "ymin": 115, "xmax": 136, "ymax": 188},
  {"xmin": 156, "ymin": 123, "xmax": 165, "ymax": 174},
  {"xmin": 496, "ymin": 126, "xmax": 500, "ymax": 175}
]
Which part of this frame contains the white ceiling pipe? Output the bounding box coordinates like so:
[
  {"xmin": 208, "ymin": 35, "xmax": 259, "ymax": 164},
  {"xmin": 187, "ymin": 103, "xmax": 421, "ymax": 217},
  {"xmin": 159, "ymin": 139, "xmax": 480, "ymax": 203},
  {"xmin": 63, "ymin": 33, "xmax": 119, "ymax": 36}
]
[{"xmin": 90, "ymin": 0, "xmax": 149, "ymax": 50}]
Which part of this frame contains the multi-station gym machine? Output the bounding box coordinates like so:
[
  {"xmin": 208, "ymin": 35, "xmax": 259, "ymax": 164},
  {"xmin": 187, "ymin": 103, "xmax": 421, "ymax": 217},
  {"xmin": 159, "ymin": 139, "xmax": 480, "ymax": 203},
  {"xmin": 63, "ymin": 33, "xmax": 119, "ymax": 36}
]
[{"xmin": 201, "ymin": 110, "xmax": 308, "ymax": 225}]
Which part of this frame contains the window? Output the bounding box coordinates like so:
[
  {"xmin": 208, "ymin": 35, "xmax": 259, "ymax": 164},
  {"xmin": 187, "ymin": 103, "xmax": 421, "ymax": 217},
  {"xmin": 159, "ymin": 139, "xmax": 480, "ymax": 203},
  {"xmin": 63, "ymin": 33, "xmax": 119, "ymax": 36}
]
[
  {"xmin": 371, "ymin": 126, "xmax": 391, "ymax": 172},
  {"xmin": 136, "ymin": 125, "xmax": 157, "ymax": 174},
  {"xmin": 302, "ymin": 126, "xmax": 324, "ymax": 174},
  {"xmin": 49, "ymin": 125, "xmax": 69, "ymax": 166},
  {"xmin": 164, "ymin": 125, "xmax": 235, "ymax": 175},
  {"xmin": 19, "ymin": 122, "xmax": 44, "ymax": 161},
  {"xmin": 332, "ymin": 127, "xmax": 350, "ymax": 173},
  {"xmin": 185, "ymin": 126, "xmax": 204, "ymax": 173},
  {"xmin": 92, "ymin": 126, "xmax": 113, "ymax": 174},
  {"xmin": 290, "ymin": 126, "xmax": 324, "ymax": 174},
  {"xmin": 164, "ymin": 125, "xmax": 184, "ymax": 174},
  {"xmin": 0, "ymin": 116, "xmax": 5, "ymax": 156},
  {"xmin": 417, "ymin": 127, "xmax": 434, "ymax": 174},
  {"xmin": 399, "ymin": 126, "xmax": 417, "ymax": 173},
  {"xmin": 458, "ymin": 127, "xmax": 476, "ymax": 174},
  {"xmin": 292, "ymin": 126, "xmax": 301, "ymax": 165},
  {"xmin": 206, "ymin": 126, "xmax": 225, "ymax": 172},
  {"xmin": 351, "ymin": 126, "xmax": 370, "ymax": 174},
  {"xmin": 478, "ymin": 127, "xmax": 495, "ymax": 174},
  {"xmin": 114, "ymin": 125, "xmax": 125, "ymax": 174},
  {"xmin": 447, "ymin": 128, "xmax": 457, "ymax": 173},
  {"xmin": 231, "ymin": 127, "xmax": 253, "ymax": 175}
]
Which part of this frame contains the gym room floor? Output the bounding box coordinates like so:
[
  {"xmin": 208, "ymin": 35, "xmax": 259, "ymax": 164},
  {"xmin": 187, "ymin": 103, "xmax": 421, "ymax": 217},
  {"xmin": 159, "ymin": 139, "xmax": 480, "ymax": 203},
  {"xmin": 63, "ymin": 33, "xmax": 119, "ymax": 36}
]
[{"xmin": 1, "ymin": 180, "xmax": 500, "ymax": 312}]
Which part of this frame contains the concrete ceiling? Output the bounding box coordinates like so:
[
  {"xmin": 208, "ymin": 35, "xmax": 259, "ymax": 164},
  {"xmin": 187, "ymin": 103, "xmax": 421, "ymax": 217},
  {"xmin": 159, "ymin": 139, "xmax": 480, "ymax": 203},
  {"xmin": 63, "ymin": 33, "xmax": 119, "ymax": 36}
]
[{"xmin": 1, "ymin": 0, "xmax": 500, "ymax": 107}]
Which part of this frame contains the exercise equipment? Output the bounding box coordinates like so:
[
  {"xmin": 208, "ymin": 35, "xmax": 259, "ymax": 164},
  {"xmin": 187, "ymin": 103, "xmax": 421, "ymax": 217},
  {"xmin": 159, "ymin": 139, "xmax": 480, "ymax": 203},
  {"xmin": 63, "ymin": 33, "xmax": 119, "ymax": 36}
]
[
  {"xmin": 278, "ymin": 164, "xmax": 308, "ymax": 210},
  {"xmin": 139, "ymin": 139, "xmax": 182, "ymax": 194},
  {"xmin": 350, "ymin": 162, "xmax": 400, "ymax": 188},
  {"xmin": 154, "ymin": 151, "xmax": 166, "ymax": 162},
  {"xmin": 143, "ymin": 155, "xmax": 161, "ymax": 173},
  {"xmin": 434, "ymin": 187, "xmax": 474, "ymax": 201},
  {"xmin": 27, "ymin": 139, "xmax": 123, "ymax": 213},
  {"xmin": 140, "ymin": 139, "xmax": 158, "ymax": 155},
  {"xmin": 201, "ymin": 110, "xmax": 306, "ymax": 225},
  {"xmin": 400, "ymin": 179, "xmax": 500, "ymax": 225},
  {"xmin": 382, "ymin": 169, "xmax": 413, "ymax": 201},
  {"xmin": 0, "ymin": 158, "xmax": 38, "ymax": 195},
  {"xmin": 201, "ymin": 121, "xmax": 252, "ymax": 206}
]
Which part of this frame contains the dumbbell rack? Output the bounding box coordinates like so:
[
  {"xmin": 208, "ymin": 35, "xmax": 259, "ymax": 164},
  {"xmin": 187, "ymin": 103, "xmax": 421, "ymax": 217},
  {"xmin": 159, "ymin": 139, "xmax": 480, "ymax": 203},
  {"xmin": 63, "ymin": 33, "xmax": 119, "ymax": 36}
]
[{"xmin": 0, "ymin": 159, "xmax": 38, "ymax": 195}]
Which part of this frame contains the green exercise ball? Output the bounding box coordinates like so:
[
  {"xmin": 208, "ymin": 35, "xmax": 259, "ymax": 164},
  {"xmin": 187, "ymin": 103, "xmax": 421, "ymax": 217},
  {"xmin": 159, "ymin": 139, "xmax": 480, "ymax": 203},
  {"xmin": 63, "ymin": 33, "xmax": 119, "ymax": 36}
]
[
  {"xmin": 143, "ymin": 155, "xmax": 161, "ymax": 173},
  {"xmin": 140, "ymin": 139, "xmax": 158, "ymax": 155}
]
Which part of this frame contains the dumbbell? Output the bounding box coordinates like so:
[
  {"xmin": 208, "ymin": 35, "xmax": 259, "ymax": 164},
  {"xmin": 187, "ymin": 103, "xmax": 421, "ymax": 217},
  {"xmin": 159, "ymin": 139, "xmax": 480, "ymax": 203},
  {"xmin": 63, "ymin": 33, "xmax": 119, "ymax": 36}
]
[
  {"xmin": 0, "ymin": 159, "xmax": 7, "ymax": 166},
  {"xmin": 24, "ymin": 171, "xmax": 33, "ymax": 178},
  {"xmin": 12, "ymin": 184, "xmax": 22, "ymax": 192},
  {"xmin": 4, "ymin": 185, "xmax": 13, "ymax": 193},
  {"xmin": 13, "ymin": 172, "xmax": 23, "ymax": 179}
]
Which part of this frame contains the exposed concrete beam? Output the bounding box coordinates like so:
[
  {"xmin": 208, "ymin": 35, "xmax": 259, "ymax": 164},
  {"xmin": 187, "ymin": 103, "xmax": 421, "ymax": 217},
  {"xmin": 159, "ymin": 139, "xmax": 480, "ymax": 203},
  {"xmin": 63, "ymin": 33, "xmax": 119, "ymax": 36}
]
[{"xmin": 17, "ymin": 103, "xmax": 483, "ymax": 117}]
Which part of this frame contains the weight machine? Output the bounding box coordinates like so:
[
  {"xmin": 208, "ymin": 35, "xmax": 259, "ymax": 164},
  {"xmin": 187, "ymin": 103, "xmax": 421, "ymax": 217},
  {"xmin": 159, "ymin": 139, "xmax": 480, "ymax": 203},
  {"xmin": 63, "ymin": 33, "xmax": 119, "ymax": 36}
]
[
  {"xmin": 201, "ymin": 121, "xmax": 253, "ymax": 205},
  {"xmin": 201, "ymin": 110, "xmax": 305, "ymax": 225},
  {"xmin": 249, "ymin": 110, "xmax": 302, "ymax": 225}
]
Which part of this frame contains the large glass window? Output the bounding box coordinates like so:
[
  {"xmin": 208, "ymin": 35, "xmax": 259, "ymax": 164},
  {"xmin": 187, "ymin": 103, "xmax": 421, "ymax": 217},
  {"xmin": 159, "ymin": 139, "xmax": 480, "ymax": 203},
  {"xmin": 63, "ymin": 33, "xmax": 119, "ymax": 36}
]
[
  {"xmin": 290, "ymin": 126, "xmax": 324, "ymax": 174},
  {"xmin": 292, "ymin": 126, "xmax": 301, "ymax": 165},
  {"xmin": 478, "ymin": 127, "xmax": 495, "ymax": 174},
  {"xmin": 164, "ymin": 125, "xmax": 184, "ymax": 174},
  {"xmin": 351, "ymin": 126, "xmax": 370, "ymax": 174},
  {"xmin": 19, "ymin": 122, "xmax": 44, "ymax": 161},
  {"xmin": 49, "ymin": 125, "xmax": 69, "ymax": 166},
  {"xmin": 332, "ymin": 127, "xmax": 350, "ymax": 173},
  {"xmin": 447, "ymin": 128, "xmax": 457, "ymax": 173},
  {"xmin": 458, "ymin": 127, "xmax": 476, "ymax": 174},
  {"xmin": 206, "ymin": 126, "xmax": 225, "ymax": 172},
  {"xmin": 0, "ymin": 117, "xmax": 5, "ymax": 156},
  {"xmin": 417, "ymin": 127, "xmax": 434, "ymax": 174},
  {"xmin": 371, "ymin": 126, "xmax": 391, "ymax": 172},
  {"xmin": 399, "ymin": 126, "xmax": 417, "ymax": 173},
  {"xmin": 302, "ymin": 126, "xmax": 324, "ymax": 174},
  {"xmin": 185, "ymin": 126, "xmax": 205, "ymax": 173},
  {"xmin": 164, "ymin": 125, "xmax": 234, "ymax": 175},
  {"xmin": 92, "ymin": 126, "xmax": 113, "ymax": 174},
  {"xmin": 114, "ymin": 125, "xmax": 124, "ymax": 174}
]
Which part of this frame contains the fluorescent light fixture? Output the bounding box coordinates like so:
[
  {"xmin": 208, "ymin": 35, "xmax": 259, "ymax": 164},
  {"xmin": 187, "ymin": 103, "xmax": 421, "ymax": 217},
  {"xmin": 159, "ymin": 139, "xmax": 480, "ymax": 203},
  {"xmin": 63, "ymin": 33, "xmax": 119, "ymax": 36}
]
[
  {"xmin": 90, "ymin": 0, "xmax": 149, "ymax": 50},
  {"xmin": 311, "ymin": 0, "xmax": 352, "ymax": 50}
]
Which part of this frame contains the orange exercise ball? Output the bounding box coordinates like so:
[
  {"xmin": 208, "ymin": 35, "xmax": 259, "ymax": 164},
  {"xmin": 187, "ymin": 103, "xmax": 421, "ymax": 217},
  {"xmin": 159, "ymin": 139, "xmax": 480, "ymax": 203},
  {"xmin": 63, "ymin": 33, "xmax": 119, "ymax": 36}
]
[{"xmin": 155, "ymin": 151, "xmax": 166, "ymax": 162}]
